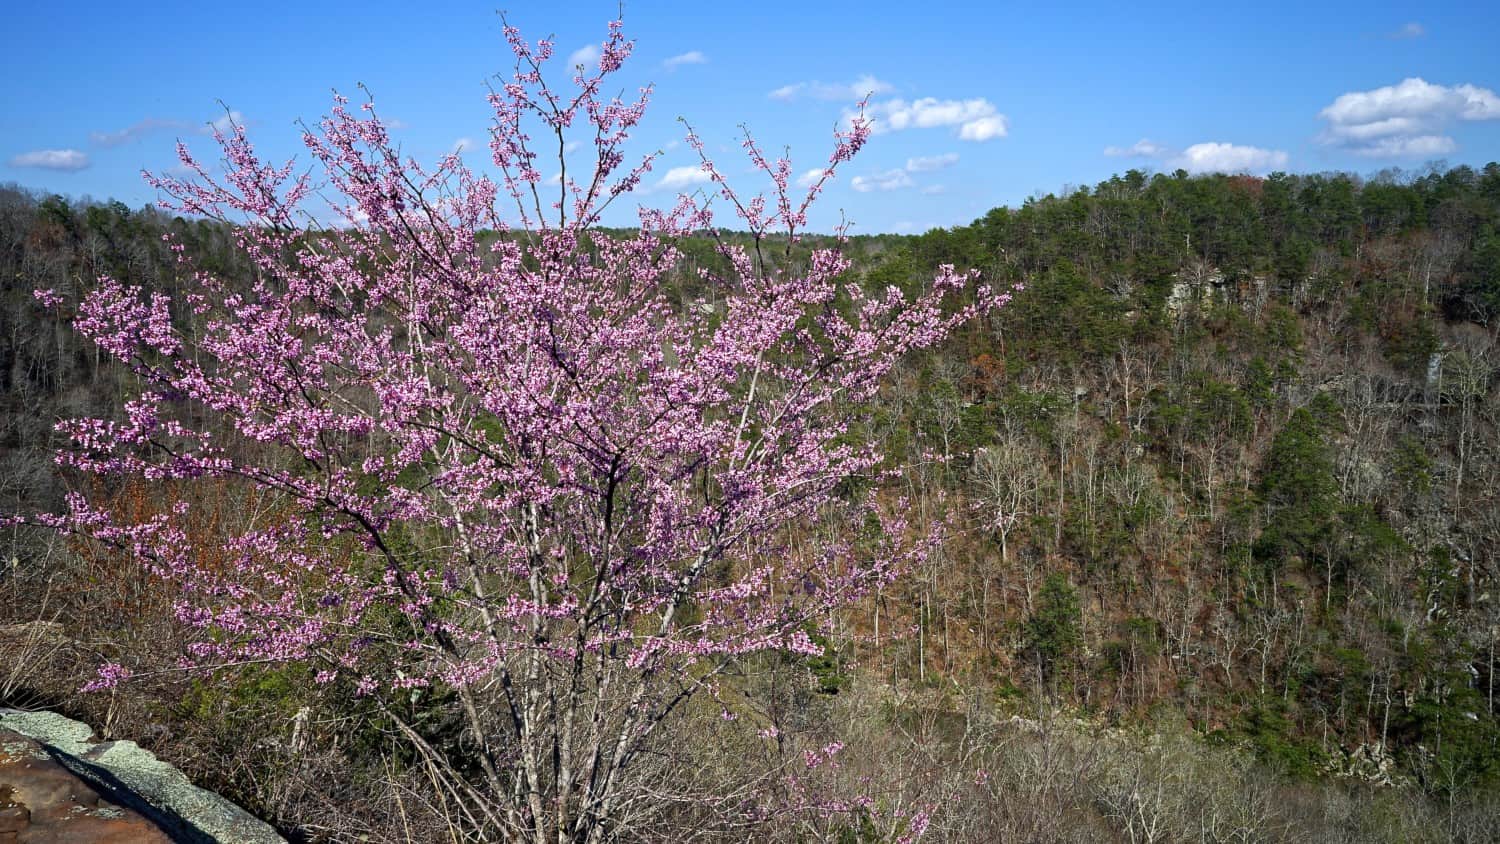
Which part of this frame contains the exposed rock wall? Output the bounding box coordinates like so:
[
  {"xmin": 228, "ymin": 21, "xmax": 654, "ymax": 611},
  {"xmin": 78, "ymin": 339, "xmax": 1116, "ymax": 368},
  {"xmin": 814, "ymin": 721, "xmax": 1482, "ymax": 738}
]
[{"xmin": 0, "ymin": 710, "xmax": 284, "ymax": 844}]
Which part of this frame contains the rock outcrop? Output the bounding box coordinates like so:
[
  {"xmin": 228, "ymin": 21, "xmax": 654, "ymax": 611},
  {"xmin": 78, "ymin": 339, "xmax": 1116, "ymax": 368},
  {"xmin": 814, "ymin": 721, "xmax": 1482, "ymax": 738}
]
[
  {"xmin": 0, "ymin": 709, "xmax": 285, "ymax": 843},
  {"xmin": 0, "ymin": 728, "xmax": 173, "ymax": 843}
]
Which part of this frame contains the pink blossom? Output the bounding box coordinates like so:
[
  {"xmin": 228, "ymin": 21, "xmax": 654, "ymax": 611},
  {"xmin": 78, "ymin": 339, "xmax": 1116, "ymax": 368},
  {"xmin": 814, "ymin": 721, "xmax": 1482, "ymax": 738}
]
[
  {"xmin": 81, "ymin": 662, "xmax": 132, "ymax": 691},
  {"xmin": 28, "ymin": 16, "xmax": 1007, "ymax": 839}
]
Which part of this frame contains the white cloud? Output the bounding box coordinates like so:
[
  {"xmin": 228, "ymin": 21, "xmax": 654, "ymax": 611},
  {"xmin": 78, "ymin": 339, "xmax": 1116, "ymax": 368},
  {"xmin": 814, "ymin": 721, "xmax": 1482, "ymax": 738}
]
[
  {"xmin": 663, "ymin": 50, "xmax": 707, "ymax": 70},
  {"xmin": 770, "ymin": 74, "xmax": 894, "ymax": 102},
  {"xmin": 91, "ymin": 117, "xmax": 185, "ymax": 147},
  {"xmin": 851, "ymin": 168, "xmax": 914, "ymax": 192},
  {"xmin": 847, "ymin": 150, "xmax": 961, "ymax": 193},
  {"xmin": 1321, "ymin": 78, "xmax": 1499, "ymax": 125},
  {"xmin": 1326, "ymin": 116, "xmax": 1425, "ymax": 142},
  {"xmin": 1351, "ymin": 134, "xmax": 1457, "ymax": 158},
  {"xmin": 866, "ymin": 97, "xmax": 988, "ymax": 131},
  {"xmin": 205, "ymin": 110, "xmax": 246, "ymax": 135},
  {"xmin": 1388, "ymin": 22, "xmax": 1425, "ymax": 39},
  {"xmin": 1099, "ymin": 138, "xmax": 1287, "ymax": 173},
  {"xmin": 906, "ymin": 153, "xmax": 959, "ymax": 172},
  {"xmin": 958, "ymin": 115, "xmax": 1008, "ymax": 141},
  {"xmin": 8, "ymin": 148, "xmax": 90, "ymax": 171},
  {"xmin": 567, "ymin": 44, "xmax": 600, "ymax": 69},
  {"xmin": 1104, "ymin": 138, "xmax": 1170, "ymax": 158},
  {"xmin": 795, "ymin": 168, "xmax": 826, "ymax": 188},
  {"xmin": 859, "ymin": 97, "xmax": 1008, "ymax": 141},
  {"xmin": 1319, "ymin": 78, "xmax": 1500, "ymax": 157},
  {"xmin": 655, "ymin": 165, "xmax": 712, "ymax": 192},
  {"xmin": 452, "ymin": 137, "xmax": 476, "ymax": 154},
  {"xmin": 846, "ymin": 74, "xmax": 895, "ymax": 99},
  {"xmin": 1172, "ymin": 142, "xmax": 1288, "ymax": 174}
]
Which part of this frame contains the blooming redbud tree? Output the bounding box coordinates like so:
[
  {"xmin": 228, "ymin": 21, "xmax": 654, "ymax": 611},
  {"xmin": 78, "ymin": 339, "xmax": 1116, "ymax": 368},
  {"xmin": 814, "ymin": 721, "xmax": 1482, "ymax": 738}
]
[{"xmin": 33, "ymin": 18, "xmax": 1005, "ymax": 841}]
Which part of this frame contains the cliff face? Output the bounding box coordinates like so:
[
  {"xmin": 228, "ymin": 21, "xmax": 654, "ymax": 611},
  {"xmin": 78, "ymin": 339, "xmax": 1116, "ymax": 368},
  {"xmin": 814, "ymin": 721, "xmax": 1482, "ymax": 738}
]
[{"xmin": 0, "ymin": 710, "xmax": 284, "ymax": 844}]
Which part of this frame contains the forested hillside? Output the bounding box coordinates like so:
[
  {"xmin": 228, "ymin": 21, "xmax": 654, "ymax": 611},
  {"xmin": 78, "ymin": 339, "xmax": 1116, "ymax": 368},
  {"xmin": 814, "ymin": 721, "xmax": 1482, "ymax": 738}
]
[
  {"xmin": 3, "ymin": 161, "xmax": 1499, "ymax": 841},
  {"xmin": 843, "ymin": 164, "xmax": 1500, "ymax": 783}
]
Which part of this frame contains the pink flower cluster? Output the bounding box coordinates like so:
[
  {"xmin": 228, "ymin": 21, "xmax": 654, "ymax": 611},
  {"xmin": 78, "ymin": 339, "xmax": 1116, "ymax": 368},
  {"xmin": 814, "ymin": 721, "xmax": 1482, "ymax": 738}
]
[{"xmin": 27, "ymin": 22, "xmax": 1003, "ymax": 830}]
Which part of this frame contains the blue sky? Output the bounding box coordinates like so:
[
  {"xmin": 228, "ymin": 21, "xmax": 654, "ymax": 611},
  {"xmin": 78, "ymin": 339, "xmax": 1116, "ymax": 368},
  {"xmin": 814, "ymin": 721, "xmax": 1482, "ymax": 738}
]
[{"xmin": 3, "ymin": 1, "xmax": 1498, "ymax": 233}]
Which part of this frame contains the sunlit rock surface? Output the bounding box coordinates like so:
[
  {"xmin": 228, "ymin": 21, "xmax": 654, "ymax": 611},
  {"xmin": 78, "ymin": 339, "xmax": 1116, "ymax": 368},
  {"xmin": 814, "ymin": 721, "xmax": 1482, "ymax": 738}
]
[{"xmin": 0, "ymin": 710, "xmax": 284, "ymax": 843}]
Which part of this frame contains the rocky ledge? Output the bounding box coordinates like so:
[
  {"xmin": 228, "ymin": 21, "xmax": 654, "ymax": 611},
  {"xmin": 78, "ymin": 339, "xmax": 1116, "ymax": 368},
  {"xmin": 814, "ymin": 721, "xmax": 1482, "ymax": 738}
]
[{"xmin": 0, "ymin": 709, "xmax": 285, "ymax": 843}]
